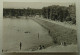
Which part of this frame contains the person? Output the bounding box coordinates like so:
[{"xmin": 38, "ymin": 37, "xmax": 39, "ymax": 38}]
[
  {"xmin": 63, "ymin": 42, "xmax": 67, "ymax": 46},
  {"xmin": 20, "ymin": 42, "xmax": 22, "ymax": 50},
  {"xmin": 42, "ymin": 45, "xmax": 45, "ymax": 49},
  {"xmin": 2, "ymin": 49, "xmax": 3, "ymax": 52},
  {"xmin": 39, "ymin": 45, "xmax": 42, "ymax": 50},
  {"xmin": 48, "ymin": 30, "xmax": 50, "ymax": 34}
]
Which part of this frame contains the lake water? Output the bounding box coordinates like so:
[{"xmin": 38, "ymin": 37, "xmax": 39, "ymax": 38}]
[{"xmin": 3, "ymin": 17, "xmax": 53, "ymax": 52}]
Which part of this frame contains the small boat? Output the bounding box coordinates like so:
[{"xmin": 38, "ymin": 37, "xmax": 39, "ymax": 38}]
[{"xmin": 24, "ymin": 31, "xmax": 30, "ymax": 33}]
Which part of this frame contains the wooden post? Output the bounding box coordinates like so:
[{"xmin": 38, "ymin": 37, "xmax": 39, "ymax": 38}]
[
  {"xmin": 38, "ymin": 33, "xmax": 39, "ymax": 40},
  {"xmin": 20, "ymin": 42, "xmax": 22, "ymax": 50}
]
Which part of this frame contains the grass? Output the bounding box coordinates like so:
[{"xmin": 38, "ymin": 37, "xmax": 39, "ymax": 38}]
[{"xmin": 32, "ymin": 17, "xmax": 77, "ymax": 45}]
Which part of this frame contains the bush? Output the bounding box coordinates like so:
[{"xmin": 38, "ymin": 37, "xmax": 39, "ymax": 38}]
[
  {"xmin": 66, "ymin": 16, "xmax": 72, "ymax": 21},
  {"xmin": 72, "ymin": 18, "xmax": 76, "ymax": 24}
]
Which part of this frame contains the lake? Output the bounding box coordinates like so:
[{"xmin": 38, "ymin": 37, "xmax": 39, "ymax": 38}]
[{"xmin": 3, "ymin": 17, "xmax": 53, "ymax": 52}]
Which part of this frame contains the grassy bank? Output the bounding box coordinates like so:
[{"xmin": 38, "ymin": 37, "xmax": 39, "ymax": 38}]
[{"xmin": 32, "ymin": 17, "xmax": 77, "ymax": 45}]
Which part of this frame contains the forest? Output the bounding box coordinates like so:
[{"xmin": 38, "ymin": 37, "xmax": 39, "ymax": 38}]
[{"xmin": 3, "ymin": 4, "xmax": 76, "ymax": 24}]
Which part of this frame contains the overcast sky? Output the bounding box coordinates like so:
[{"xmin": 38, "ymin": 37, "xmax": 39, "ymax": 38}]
[{"xmin": 3, "ymin": 2, "xmax": 74, "ymax": 9}]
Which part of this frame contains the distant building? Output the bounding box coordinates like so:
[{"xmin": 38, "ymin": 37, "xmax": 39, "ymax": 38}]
[{"xmin": 35, "ymin": 13, "xmax": 41, "ymax": 18}]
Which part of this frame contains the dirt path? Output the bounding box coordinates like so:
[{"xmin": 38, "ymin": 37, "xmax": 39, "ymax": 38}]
[{"xmin": 36, "ymin": 17, "xmax": 76, "ymax": 30}]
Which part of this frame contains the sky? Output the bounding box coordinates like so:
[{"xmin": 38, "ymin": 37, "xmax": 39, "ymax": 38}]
[{"xmin": 3, "ymin": 2, "xmax": 74, "ymax": 9}]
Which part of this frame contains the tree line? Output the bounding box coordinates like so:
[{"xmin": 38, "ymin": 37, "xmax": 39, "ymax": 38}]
[
  {"xmin": 42, "ymin": 5, "xmax": 76, "ymax": 24},
  {"xmin": 3, "ymin": 8, "xmax": 42, "ymax": 17},
  {"xmin": 3, "ymin": 4, "xmax": 76, "ymax": 24}
]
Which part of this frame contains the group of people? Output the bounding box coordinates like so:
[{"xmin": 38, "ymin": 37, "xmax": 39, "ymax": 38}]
[
  {"xmin": 38, "ymin": 45, "xmax": 45, "ymax": 50},
  {"xmin": 20, "ymin": 42, "xmax": 45, "ymax": 51}
]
